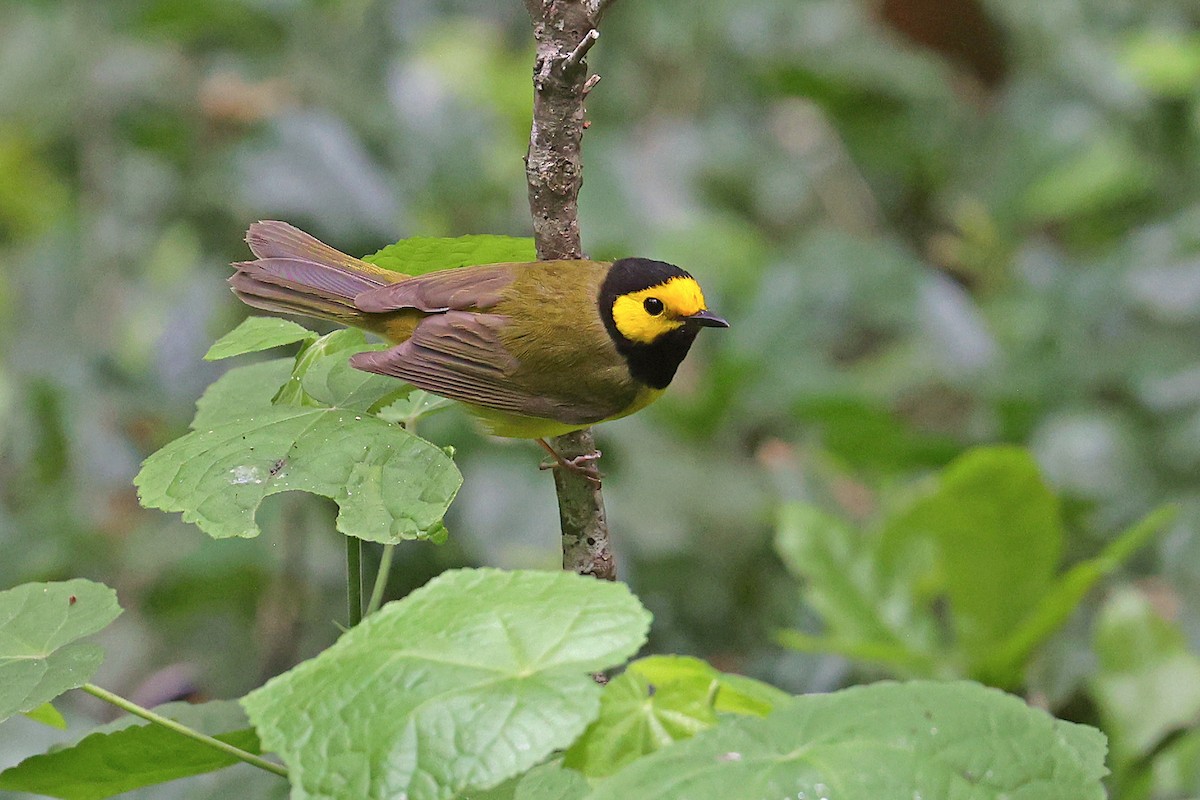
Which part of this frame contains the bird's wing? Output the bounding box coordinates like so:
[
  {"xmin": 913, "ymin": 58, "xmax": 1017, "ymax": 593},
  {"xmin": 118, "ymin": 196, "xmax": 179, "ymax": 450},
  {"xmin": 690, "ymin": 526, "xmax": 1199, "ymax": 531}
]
[
  {"xmin": 351, "ymin": 312, "xmax": 530, "ymax": 413},
  {"xmin": 348, "ymin": 311, "xmax": 610, "ymax": 425},
  {"xmin": 353, "ymin": 264, "xmax": 516, "ymax": 313}
]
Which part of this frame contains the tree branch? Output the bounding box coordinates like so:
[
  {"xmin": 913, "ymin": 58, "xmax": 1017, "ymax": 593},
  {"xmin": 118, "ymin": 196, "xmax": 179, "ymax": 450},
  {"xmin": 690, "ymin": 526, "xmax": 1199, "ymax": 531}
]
[
  {"xmin": 523, "ymin": 0, "xmax": 616, "ymax": 580},
  {"xmin": 565, "ymin": 29, "xmax": 600, "ymax": 68}
]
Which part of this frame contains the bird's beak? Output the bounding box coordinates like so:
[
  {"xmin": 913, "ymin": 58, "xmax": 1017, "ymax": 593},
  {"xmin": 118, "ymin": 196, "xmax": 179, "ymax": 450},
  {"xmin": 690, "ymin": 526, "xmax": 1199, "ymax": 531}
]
[{"xmin": 687, "ymin": 309, "xmax": 729, "ymax": 328}]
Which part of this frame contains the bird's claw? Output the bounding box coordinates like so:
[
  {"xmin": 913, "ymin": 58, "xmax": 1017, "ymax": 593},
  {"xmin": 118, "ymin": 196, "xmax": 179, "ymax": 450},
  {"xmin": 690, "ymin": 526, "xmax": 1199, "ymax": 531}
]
[{"xmin": 537, "ymin": 440, "xmax": 603, "ymax": 486}]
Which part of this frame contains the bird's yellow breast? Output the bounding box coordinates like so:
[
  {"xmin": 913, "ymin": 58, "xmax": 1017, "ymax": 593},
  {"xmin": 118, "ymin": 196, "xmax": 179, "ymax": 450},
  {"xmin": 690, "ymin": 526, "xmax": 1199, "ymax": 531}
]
[{"xmin": 463, "ymin": 384, "xmax": 665, "ymax": 438}]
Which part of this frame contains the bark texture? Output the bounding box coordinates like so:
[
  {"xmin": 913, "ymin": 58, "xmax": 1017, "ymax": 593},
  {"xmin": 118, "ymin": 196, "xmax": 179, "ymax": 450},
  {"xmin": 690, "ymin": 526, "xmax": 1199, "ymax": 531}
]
[{"xmin": 523, "ymin": 0, "xmax": 615, "ymax": 580}]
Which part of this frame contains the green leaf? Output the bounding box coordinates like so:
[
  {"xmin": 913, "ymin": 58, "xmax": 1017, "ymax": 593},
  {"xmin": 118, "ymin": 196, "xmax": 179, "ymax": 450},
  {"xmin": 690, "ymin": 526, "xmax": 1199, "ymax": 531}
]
[
  {"xmin": 1021, "ymin": 136, "xmax": 1155, "ymax": 222},
  {"xmin": 293, "ymin": 329, "xmax": 404, "ymax": 412},
  {"xmin": 241, "ymin": 568, "xmax": 651, "ymax": 800},
  {"xmin": 792, "ymin": 399, "xmax": 958, "ymax": 472},
  {"xmin": 204, "ymin": 317, "xmax": 316, "ymax": 361},
  {"xmin": 1090, "ymin": 587, "xmax": 1200, "ymax": 763},
  {"xmin": 1128, "ymin": 724, "xmax": 1200, "ymax": 798},
  {"xmin": 0, "ymin": 700, "xmax": 263, "ymax": 800},
  {"xmin": 465, "ymin": 762, "xmax": 589, "ymax": 800},
  {"xmin": 564, "ymin": 665, "xmax": 717, "ymax": 777},
  {"xmin": 362, "ymin": 234, "xmax": 536, "ymax": 277},
  {"xmin": 712, "ymin": 673, "xmax": 791, "ymax": 717},
  {"xmin": 192, "ymin": 358, "xmax": 294, "ymax": 431},
  {"xmin": 135, "ymin": 402, "xmax": 460, "ymax": 542},
  {"xmin": 269, "ymin": 329, "xmax": 386, "ymax": 409},
  {"xmin": 565, "ymin": 656, "xmax": 787, "ymax": 778},
  {"xmin": 0, "ymin": 580, "xmax": 122, "ymax": 723},
  {"xmin": 22, "ymin": 701, "xmax": 66, "ymax": 729},
  {"xmin": 881, "ymin": 446, "xmax": 1063, "ymax": 662},
  {"xmin": 141, "ymin": 326, "xmax": 458, "ymax": 542},
  {"xmin": 624, "ymin": 656, "xmax": 788, "ymax": 717},
  {"xmin": 1122, "ymin": 31, "xmax": 1200, "ymax": 97},
  {"xmin": 588, "ymin": 681, "xmax": 1108, "ymax": 800},
  {"xmin": 775, "ymin": 504, "xmax": 919, "ymax": 654},
  {"xmin": 977, "ymin": 504, "xmax": 1177, "ymax": 686},
  {"xmin": 376, "ymin": 389, "xmax": 455, "ymax": 427}
]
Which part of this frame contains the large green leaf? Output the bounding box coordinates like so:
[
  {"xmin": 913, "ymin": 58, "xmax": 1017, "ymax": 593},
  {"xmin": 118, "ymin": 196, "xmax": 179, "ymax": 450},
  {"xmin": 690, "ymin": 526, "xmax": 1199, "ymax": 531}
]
[
  {"xmin": 0, "ymin": 700, "xmax": 265, "ymax": 799},
  {"xmin": 0, "ymin": 580, "xmax": 121, "ymax": 723},
  {"xmin": 363, "ymin": 234, "xmax": 536, "ymax": 276},
  {"xmin": 588, "ymin": 681, "xmax": 1108, "ymax": 800},
  {"xmin": 136, "ymin": 330, "xmax": 458, "ymax": 543},
  {"xmin": 241, "ymin": 568, "xmax": 651, "ymax": 800},
  {"xmin": 203, "ymin": 317, "xmax": 316, "ymax": 361},
  {"xmin": 881, "ymin": 446, "xmax": 1063, "ymax": 661},
  {"xmin": 977, "ymin": 504, "xmax": 1176, "ymax": 686},
  {"xmin": 135, "ymin": 404, "xmax": 458, "ymax": 542}
]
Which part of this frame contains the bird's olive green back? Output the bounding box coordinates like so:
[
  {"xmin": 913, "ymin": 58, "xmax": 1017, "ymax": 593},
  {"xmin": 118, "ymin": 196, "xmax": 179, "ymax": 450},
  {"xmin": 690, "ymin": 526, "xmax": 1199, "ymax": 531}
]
[
  {"xmin": 351, "ymin": 260, "xmax": 640, "ymax": 425},
  {"xmin": 495, "ymin": 261, "xmax": 641, "ymax": 422}
]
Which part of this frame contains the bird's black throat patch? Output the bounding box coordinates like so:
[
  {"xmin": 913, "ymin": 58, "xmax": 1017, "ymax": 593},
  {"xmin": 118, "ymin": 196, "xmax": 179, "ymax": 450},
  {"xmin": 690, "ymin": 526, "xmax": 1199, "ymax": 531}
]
[
  {"xmin": 599, "ymin": 258, "xmax": 702, "ymax": 389},
  {"xmin": 617, "ymin": 327, "xmax": 702, "ymax": 389}
]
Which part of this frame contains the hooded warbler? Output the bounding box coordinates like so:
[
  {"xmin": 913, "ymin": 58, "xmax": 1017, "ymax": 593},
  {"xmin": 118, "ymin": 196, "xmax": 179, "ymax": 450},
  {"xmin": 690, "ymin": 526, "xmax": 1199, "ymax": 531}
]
[{"xmin": 229, "ymin": 221, "xmax": 728, "ymax": 441}]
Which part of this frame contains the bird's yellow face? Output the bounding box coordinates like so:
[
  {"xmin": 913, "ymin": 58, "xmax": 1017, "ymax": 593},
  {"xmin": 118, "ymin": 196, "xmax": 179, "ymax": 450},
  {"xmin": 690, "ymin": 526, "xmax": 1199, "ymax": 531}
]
[
  {"xmin": 599, "ymin": 257, "xmax": 728, "ymax": 390},
  {"xmin": 611, "ymin": 276, "xmax": 709, "ymax": 345}
]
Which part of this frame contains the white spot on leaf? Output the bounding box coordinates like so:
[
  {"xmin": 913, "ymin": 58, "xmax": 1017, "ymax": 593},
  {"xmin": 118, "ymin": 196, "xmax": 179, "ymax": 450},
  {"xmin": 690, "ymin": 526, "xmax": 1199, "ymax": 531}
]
[{"xmin": 229, "ymin": 465, "xmax": 265, "ymax": 485}]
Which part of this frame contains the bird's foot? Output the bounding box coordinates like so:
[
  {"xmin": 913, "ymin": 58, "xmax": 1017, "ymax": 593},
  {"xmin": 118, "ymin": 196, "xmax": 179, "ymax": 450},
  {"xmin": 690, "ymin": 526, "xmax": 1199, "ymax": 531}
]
[{"xmin": 537, "ymin": 439, "xmax": 603, "ymax": 487}]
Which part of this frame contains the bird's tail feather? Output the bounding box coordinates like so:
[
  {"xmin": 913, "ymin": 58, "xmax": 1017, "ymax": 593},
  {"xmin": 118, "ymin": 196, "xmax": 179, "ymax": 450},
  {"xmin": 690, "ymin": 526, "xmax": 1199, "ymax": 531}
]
[{"xmin": 230, "ymin": 221, "xmax": 405, "ymax": 327}]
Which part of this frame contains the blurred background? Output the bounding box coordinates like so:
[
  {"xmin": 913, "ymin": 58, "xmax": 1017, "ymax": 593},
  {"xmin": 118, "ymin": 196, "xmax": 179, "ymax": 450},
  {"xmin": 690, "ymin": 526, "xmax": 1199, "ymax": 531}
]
[{"xmin": 3, "ymin": 0, "xmax": 1200, "ymax": 796}]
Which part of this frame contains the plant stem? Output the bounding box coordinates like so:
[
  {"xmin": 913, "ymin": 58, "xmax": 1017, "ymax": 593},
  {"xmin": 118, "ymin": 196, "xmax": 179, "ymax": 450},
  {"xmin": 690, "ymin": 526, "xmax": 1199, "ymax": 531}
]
[
  {"xmin": 346, "ymin": 537, "xmax": 363, "ymax": 627},
  {"xmin": 80, "ymin": 683, "xmax": 288, "ymax": 778},
  {"xmin": 365, "ymin": 543, "xmax": 396, "ymax": 616}
]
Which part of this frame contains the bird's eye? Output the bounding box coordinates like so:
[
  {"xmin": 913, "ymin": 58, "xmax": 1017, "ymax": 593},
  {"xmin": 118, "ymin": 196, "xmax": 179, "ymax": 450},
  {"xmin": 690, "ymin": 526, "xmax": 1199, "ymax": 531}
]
[{"xmin": 643, "ymin": 297, "xmax": 664, "ymax": 316}]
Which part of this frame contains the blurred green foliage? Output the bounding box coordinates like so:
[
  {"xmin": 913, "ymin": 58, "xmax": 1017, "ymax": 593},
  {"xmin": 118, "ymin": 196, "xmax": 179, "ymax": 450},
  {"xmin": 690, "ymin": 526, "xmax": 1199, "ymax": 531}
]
[
  {"xmin": 3, "ymin": 0, "xmax": 1200, "ymax": 796},
  {"xmin": 775, "ymin": 450, "xmax": 1175, "ymax": 690}
]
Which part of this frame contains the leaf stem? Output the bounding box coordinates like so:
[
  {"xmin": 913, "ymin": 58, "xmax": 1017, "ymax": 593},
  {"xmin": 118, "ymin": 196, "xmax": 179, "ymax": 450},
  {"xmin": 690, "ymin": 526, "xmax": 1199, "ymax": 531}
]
[
  {"xmin": 365, "ymin": 543, "xmax": 396, "ymax": 616},
  {"xmin": 79, "ymin": 683, "xmax": 288, "ymax": 778},
  {"xmin": 347, "ymin": 537, "xmax": 363, "ymax": 627}
]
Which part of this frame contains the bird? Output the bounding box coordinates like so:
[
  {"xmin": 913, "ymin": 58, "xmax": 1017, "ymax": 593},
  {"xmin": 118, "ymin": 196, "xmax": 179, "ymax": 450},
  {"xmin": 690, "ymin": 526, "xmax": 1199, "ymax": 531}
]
[{"xmin": 229, "ymin": 221, "xmax": 728, "ymax": 477}]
